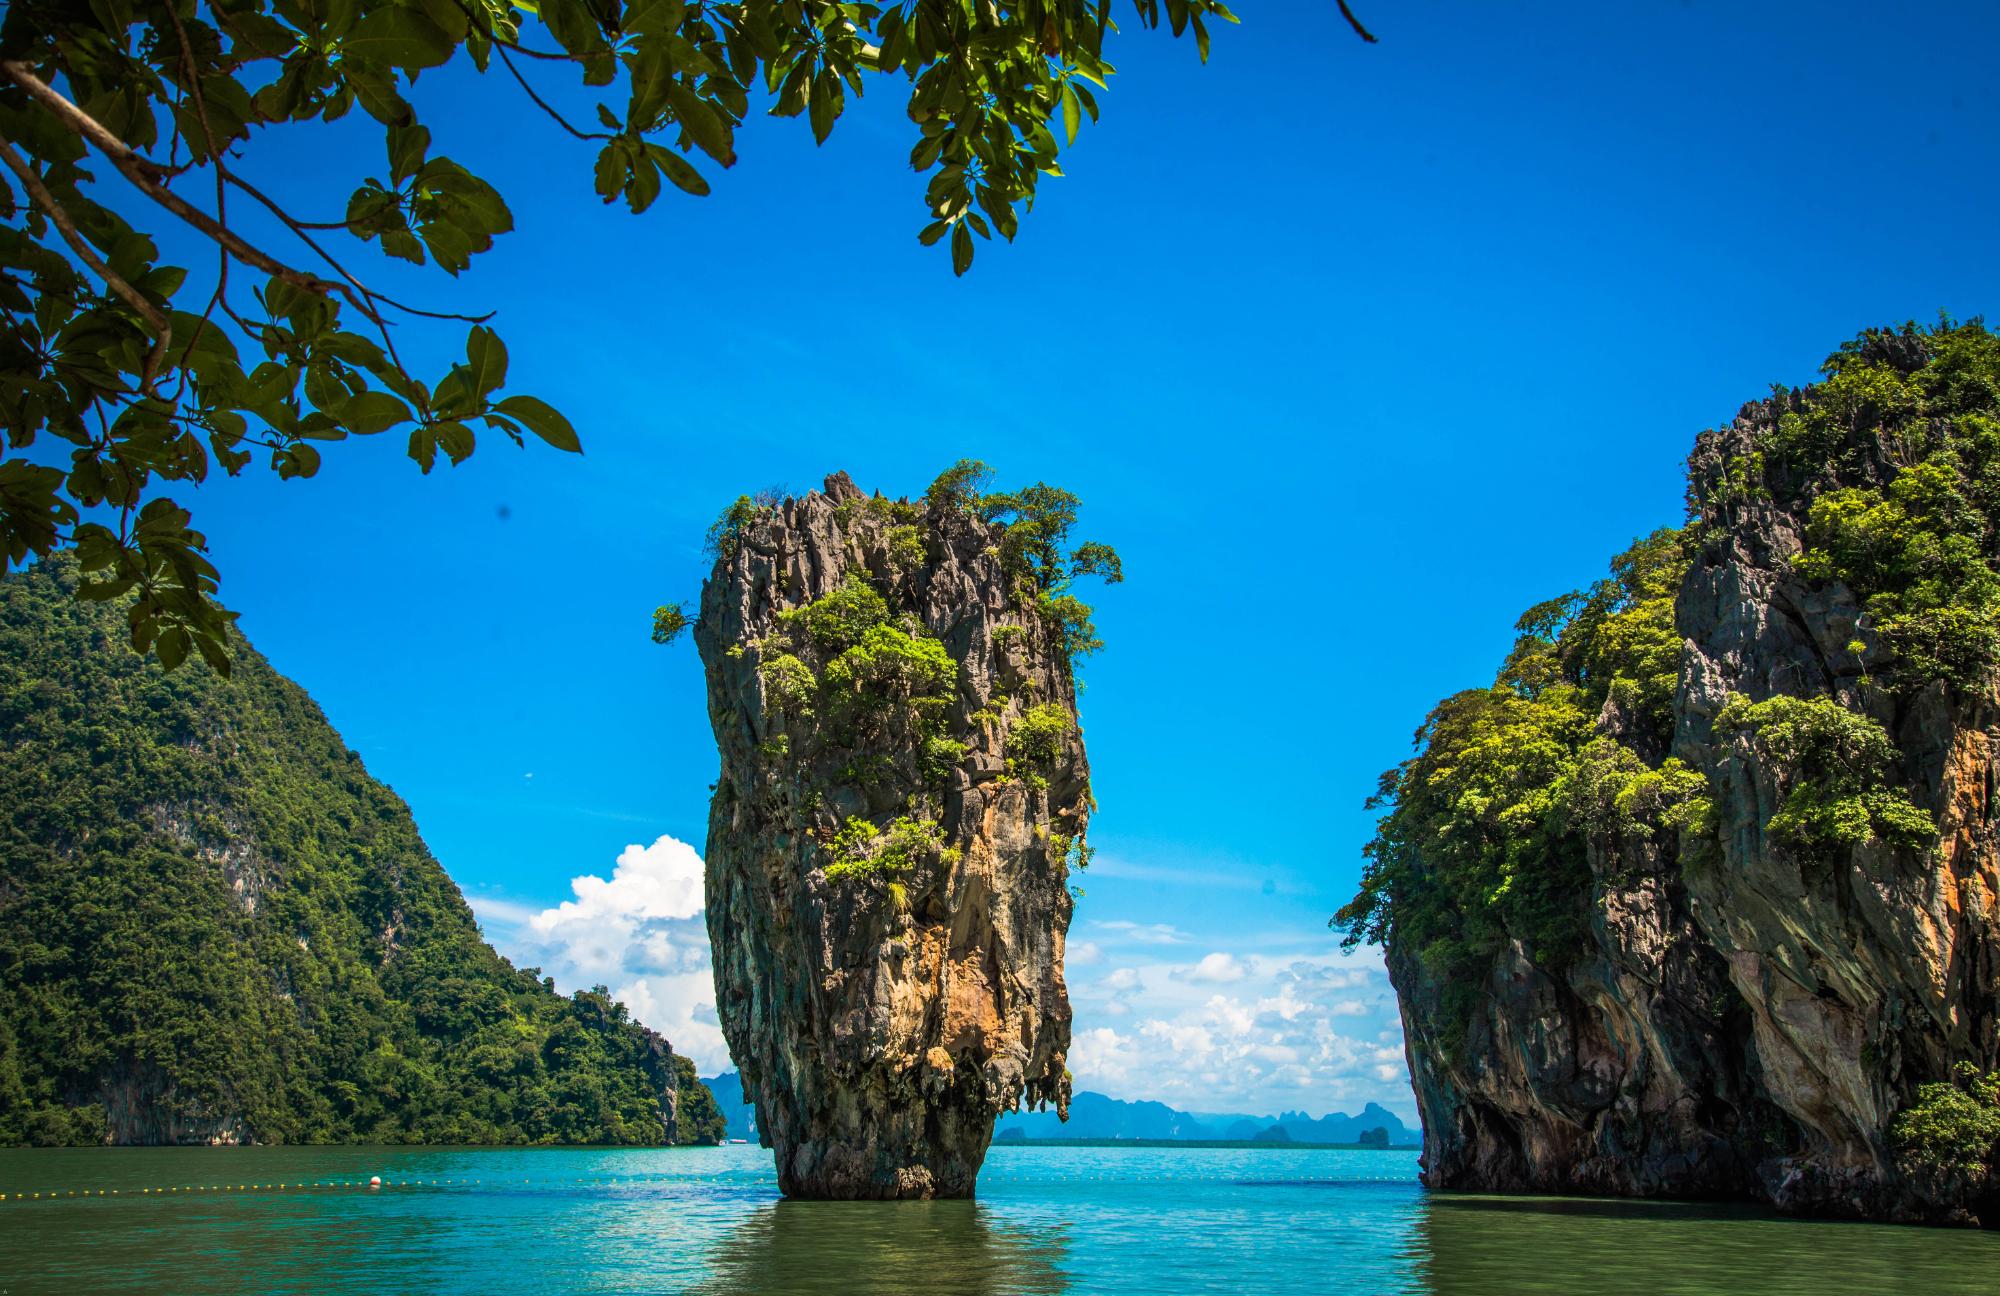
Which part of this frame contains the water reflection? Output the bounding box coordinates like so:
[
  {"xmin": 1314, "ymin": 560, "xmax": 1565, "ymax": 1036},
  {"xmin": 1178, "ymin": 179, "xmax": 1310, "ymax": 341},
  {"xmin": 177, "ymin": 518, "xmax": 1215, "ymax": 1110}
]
[
  {"xmin": 1407, "ymin": 1192, "xmax": 2000, "ymax": 1296},
  {"xmin": 692, "ymin": 1199, "xmax": 1069, "ymax": 1295}
]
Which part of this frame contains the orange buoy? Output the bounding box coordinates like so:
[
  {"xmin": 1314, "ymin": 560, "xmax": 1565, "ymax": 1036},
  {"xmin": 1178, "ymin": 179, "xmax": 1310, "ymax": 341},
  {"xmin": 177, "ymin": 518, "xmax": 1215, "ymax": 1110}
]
[{"xmin": 369, "ymin": 1176, "xmax": 382, "ymax": 1189}]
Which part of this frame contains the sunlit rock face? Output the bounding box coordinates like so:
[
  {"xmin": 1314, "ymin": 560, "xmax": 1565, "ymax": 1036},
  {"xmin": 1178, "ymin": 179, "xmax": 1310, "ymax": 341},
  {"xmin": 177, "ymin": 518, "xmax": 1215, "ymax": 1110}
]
[
  {"xmin": 694, "ymin": 472, "xmax": 1081, "ymax": 1199},
  {"xmin": 1397, "ymin": 348, "xmax": 2000, "ymax": 1226}
]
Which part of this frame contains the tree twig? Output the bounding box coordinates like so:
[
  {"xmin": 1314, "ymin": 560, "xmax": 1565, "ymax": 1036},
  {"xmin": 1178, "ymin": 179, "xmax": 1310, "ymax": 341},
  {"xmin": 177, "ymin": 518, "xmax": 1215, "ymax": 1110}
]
[
  {"xmin": 0, "ymin": 136, "xmax": 172, "ymax": 392},
  {"xmin": 496, "ymin": 46, "xmax": 613, "ymax": 142},
  {"xmin": 223, "ymin": 171, "xmax": 498, "ymax": 325},
  {"xmin": 1336, "ymin": 1, "xmax": 1378, "ymax": 43},
  {"xmin": 452, "ymin": 0, "xmax": 585, "ymax": 62},
  {"xmin": 164, "ymin": 4, "xmax": 231, "ymax": 387}
]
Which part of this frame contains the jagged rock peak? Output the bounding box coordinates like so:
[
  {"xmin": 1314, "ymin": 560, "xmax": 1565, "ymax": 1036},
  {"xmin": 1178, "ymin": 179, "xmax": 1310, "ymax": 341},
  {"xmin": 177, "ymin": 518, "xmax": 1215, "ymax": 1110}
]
[
  {"xmin": 693, "ymin": 472, "xmax": 1090, "ymax": 1199},
  {"xmin": 1358, "ymin": 321, "xmax": 2000, "ymax": 1226}
]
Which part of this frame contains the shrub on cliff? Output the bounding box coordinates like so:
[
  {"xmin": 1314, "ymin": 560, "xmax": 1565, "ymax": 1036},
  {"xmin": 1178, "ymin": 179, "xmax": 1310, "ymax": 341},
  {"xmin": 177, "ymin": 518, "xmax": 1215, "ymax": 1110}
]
[
  {"xmin": 1892, "ymin": 1063, "xmax": 2000, "ymax": 1186},
  {"xmin": 1715, "ymin": 694, "xmax": 1934, "ymax": 854},
  {"xmin": 1335, "ymin": 531, "xmax": 1697, "ymax": 999},
  {"xmin": 1769, "ymin": 319, "xmax": 2000, "ymax": 692}
]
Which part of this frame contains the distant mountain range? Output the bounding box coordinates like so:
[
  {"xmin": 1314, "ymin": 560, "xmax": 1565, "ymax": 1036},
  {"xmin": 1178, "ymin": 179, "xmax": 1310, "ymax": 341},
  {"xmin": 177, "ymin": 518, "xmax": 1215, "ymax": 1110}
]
[
  {"xmin": 701, "ymin": 1073, "xmax": 1413, "ymax": 1146},
  {"xmin": 995, "ymin": 1093, "xmax": 1414, "ymax": 1145}
]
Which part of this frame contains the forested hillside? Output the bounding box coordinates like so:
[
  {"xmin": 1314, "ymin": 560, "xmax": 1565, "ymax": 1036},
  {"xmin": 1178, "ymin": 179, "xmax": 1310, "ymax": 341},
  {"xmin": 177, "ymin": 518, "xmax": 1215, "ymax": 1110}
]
[{"xmin": 0, "ymin": 558, "xmax": 723, "ymax": 1147}]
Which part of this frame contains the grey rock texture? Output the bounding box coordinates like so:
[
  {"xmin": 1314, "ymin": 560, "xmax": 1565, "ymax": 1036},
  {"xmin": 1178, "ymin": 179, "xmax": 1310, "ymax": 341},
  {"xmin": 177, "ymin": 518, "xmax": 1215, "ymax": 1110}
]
[
  {"xmin": 1396, "ymin": 382, "xmax": 2000, "ymax": 1224},
  {"xmin": 695, "ymin": 472, "xmax": 1084, "ymax": 1199}
]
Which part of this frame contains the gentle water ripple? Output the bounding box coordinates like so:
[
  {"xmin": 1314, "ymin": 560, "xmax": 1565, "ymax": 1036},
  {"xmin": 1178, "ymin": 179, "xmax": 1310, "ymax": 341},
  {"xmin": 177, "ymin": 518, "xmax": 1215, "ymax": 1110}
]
[{"xmin": 0, "ymin": 1144, "xmax": 1994, "ymax": 1294}]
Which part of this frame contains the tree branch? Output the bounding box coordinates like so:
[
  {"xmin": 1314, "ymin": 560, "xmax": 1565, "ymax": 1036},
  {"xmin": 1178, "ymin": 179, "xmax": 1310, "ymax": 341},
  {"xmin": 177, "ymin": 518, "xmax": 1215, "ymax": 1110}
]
[
  {"xmin": 0, "ymin": 60, "xmax": 339, "ymax": 300},
  {"xmin": 0, "ymin": 136, "xmax": 172, "ymax": 392},
  {"xmin": 222, "ymin": 171, "xmax": 497, "ymax": 325}
]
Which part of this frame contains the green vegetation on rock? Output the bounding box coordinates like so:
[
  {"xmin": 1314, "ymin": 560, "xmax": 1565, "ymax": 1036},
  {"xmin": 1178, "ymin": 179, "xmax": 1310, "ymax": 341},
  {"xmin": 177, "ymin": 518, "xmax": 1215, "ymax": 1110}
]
[
  {"xmin": 0, "ymin": 557, "xmax": 722, "ymax": 1148},
  {"xmin": 1715, "ymin": 693, "xmax": 1934, "ymax": 853},
  {"xmin": 1774, "ymin": 320, "xmax": 2000, "ymax": 691},
  {"xmin": 1336, "ymin": 530, "xmax": 1698, "ymax": 993},
  {"xmin": 927, "ymin": 459, "xmax": 1126, "ymax": 664},
  {"xmin": 687, "ymin": 465, "xmax": 1118, "ymax": 895},
  {"xmin": 1892, "ymin": 1063, "xmax": 2000, "ymax": 1183}
]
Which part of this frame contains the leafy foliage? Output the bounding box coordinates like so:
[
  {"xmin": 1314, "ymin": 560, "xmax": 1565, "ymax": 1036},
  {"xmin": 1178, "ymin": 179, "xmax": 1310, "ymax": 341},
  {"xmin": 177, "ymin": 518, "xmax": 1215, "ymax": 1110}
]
[
  {"xmin": 1715, "ymin": 693, "xmax": 1934, "ymax": 854},
  {"xmin": 1335, "ymin": 532, "xmax": 1702, "ymax": 1010},
  {"xmin": 704, "ymin": 494, "xmax": 767, "ymax": 560},
  {"xmin": 923, "ymin": 457, "xmax": 994, "ymax": 512},
  {"xmin": 822, "ymin": 814, "xmax": 952, "ymax": 882},
  {"xmin": 1892, "ymin": 1063, "xmax": 2000, "ymax": 1182},
  {"xmin": 822, "ymin": 622, "xmax": 957, "ymax": 709},
  {"xmin": 784, "ymin": 572, "xmax": 891, "ymax": 652},
  {"xmin": 757, "ymin": 651, "xmax": 816, "ymax": 715},
  {"xmin": 922, "ymin": 461, "xmax": 1124, "ymax": 665},
  {"xmin": 1764, "ymin": 320, "xmax": 2000, "ymax": 691},
  {"xmin": 3, "ymin": 4, "xmax": 1353, "ymax": 677},
  {"xmin": 1006, "ymin": 700, "xmax": 1072, "ymax": 787},
  {"xmin": 0, "ymin": 556, "xmax": 720, "ymax": 1147},
  {"xmin": 650, "ymin": 602, "xmax": 691, "ymax": 646}
]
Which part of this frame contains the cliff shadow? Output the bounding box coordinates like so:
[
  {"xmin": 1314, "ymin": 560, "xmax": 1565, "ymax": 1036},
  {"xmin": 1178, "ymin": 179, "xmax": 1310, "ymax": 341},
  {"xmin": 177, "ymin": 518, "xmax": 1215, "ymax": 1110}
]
[{"xmin": 688, "ymin": 1198, "xmax": 1069, "ymax": 1295}]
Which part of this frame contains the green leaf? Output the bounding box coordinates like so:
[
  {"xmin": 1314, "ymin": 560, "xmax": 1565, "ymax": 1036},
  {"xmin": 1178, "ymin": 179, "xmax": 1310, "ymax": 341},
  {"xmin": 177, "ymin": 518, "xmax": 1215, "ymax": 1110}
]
[
  {"xmin": 807, "ymin": 71, "xmax": 841, "ymax": 145},
  {"xmin": 388, "ymin": 123, "xmax": 430, "ymax": 186},
  {"xmin": 345, "ymin": 9, "xmax": 455, "ymax": 70},
  {"xmin": 665, "ymin": 82, "xmax": 735, "ymax": 165},
  {"xmin": 277, "ymin": 442, "xmax": 322, "ymax": 480},
  {"xmin": 337, "ymin": 391, "xmax": 414, "ymax": 435},
  {"xmin": 494, "ymin": 395, "xmax": 581, "ymax": 453},
  {"xmin": 950, "ymin": 221, "xmax": 973, "ymax": 276},
  {"xmin": 624, "ymin": 153, "xmax": 662, "ymax": 212},
  {"xmin": 1061, "ymin": 84, "xmax": 1082, "ymax": 146},
  {"xmin": 435, "ymin": 420, "xmax": 476, "ymax": 465},
  {"xmin": 645, "ymin": 145, "xmax": 709, "ymax": 197},
  {"xmin": 156, "ymin": 625, "xmax": 189, "ymax": 671},
  {"xmin": 465, "ymin": 326, "xmax": 508, "ymax": 398}
]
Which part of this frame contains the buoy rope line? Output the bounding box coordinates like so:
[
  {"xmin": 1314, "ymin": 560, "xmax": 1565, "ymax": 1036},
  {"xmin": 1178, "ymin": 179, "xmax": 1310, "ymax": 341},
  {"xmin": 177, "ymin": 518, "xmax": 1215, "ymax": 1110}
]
[{"xmin": 0, "ymin": 1171, "xmax": 1408, "ymax": 1203}]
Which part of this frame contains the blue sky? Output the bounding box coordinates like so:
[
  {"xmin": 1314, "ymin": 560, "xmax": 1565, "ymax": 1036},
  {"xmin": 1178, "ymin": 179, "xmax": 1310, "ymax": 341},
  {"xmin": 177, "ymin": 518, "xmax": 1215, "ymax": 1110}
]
[{"xmin": 90, "ymin": 1, "xmax": 2000, "ymax": 1120}]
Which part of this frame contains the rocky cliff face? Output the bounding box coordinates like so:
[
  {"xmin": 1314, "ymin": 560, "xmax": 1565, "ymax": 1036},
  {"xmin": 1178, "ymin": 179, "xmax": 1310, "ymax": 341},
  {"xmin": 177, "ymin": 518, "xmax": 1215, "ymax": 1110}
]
[
  {"xmin": 695, "ymin": 472, "xmax": 1086, "ymax": 1199},
  {"xmin": 1385, "ymin": 326, "xmax": 2000, "ymax": 1225}
]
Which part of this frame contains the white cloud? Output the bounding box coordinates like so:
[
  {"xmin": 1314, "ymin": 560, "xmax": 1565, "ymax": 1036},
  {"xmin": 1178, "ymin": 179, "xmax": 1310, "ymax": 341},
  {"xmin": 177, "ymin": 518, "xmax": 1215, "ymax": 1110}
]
[
  {"xmin": 470, "ymin": 837, "xmax": 1418, "ymax": 1122},
  {"xmin": 1092, "ymin": 919, "xmax": 1190, "ymax": 946},
  {"xmin": 1178, "ymin": 952, "xmax": 1246, "ymax": 984},
  {"xmin": 1063, "ymin": 946, "xmax": 1415, "ymax": 1122},
  {"xmin": 474, "ymin": 833, "xmax": 731, "ymax": 1074}
]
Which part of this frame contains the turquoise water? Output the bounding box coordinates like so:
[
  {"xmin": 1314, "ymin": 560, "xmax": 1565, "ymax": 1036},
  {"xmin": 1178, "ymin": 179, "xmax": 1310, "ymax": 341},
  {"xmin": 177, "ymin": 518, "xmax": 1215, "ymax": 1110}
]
[{"xmin": 1, "ymin": 1144, "xmax": 1996, "ymax": 1294}]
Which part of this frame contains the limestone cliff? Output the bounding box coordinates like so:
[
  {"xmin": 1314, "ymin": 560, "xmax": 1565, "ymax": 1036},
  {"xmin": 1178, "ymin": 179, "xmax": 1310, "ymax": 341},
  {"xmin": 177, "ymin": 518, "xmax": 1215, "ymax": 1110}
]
[
  {"xmin": 695, "ymin": 471, "xmax": 1093, "ymax": 1198},
  {"xmin": 1360, "ymin": 323, "xmax": 2000, "ymax": 1225}
]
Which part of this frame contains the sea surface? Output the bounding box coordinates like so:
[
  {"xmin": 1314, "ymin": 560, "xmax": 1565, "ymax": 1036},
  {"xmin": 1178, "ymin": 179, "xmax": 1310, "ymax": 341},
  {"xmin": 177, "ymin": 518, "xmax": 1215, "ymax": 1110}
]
[{"xmin": 2, "ymin": 1143, "xmax": 1996, "ymax": 1294}]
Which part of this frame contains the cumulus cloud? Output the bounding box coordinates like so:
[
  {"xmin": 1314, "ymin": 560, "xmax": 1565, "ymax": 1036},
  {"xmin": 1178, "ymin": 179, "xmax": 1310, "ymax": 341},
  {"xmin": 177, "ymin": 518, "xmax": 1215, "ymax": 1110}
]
[
  {"xmin": 469, "ymin": 837, "xmax": 1417, "ymax": 1119},
  {"xmin": 1063, "ymin": 946, "xmax": 1413, "ymax": 1121},
  {"xmin": 472, "ymin": 833, "xmax": 730, "ymax": 1073},
  {"xmin": 1178, "ymin": 952, "xmax": 1246, "ymax": 984}
]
